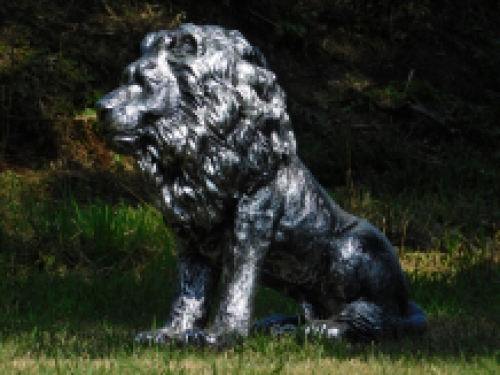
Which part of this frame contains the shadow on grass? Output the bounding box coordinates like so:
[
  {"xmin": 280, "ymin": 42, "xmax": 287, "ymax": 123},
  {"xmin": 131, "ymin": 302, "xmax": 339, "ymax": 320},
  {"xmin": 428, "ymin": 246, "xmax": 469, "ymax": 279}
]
[{"xmin": 1, "ymin": 258, "xmax": 498, "ymax": 361}]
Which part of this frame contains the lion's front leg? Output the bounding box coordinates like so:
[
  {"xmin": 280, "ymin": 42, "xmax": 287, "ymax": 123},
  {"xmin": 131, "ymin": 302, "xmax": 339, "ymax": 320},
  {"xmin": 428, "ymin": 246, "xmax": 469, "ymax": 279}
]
[
  {"xmin": 203, "ymin": 191, "xmax": 279, "ymax": 347},
  {"xmin": 165, "ymin": 236, "xmax": 269, "ymax": 348},
  {"xmin": 135, "ymin": 252, "xmax": 219, "ymax": 345}
]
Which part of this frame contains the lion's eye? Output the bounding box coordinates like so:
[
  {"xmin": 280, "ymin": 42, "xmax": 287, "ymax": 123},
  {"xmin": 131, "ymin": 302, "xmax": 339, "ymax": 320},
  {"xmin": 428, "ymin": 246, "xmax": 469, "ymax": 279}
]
[
  {"xmin": 155, "ymin": 35, "xmax": 174, "ymax": 52},
  {"xmin": 171, "ymin": 34, "xmax": 197, "ymax": 57}
]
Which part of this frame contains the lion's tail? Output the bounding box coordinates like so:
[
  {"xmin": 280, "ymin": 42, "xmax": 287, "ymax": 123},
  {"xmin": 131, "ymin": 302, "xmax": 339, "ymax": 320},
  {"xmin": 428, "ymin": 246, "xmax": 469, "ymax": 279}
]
[{"xmin": 396, "ymin": 300, "xmax": 427, "ymax": 336}]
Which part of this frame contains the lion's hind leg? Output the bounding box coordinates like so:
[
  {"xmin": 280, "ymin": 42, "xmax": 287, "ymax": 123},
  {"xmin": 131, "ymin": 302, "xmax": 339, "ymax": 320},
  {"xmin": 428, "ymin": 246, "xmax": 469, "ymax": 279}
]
[
  {"xmin": 396, "ymin": 300, "xmax": 427, "ymax": 336},
  {"xmin": 251, "ymin": 300, "xmax": 426, "ymax": 342},
  {"xmin": 335, "ymin": 300, "xmax": 388, "ymax": 340},
  {"xmin": 307, "ymin": 299, "xmax": 427, "ymax": 341},
  {"xmin": 304, "ymin": 300, "xmax": 389, "ymax": 341}
]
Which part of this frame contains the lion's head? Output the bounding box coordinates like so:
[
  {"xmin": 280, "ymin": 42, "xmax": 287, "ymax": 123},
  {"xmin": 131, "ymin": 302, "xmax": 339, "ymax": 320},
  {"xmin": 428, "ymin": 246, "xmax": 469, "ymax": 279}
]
[{"xmin": 97, "ymin": 24, "xmax": 296, "ymax": 229}]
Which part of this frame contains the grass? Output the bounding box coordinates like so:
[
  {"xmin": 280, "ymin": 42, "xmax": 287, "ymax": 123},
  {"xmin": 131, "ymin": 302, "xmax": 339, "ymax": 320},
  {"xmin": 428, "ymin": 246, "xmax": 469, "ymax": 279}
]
[
  {"xmin": 1, "ymin": 257, "xmax": 499, "ymax": 374},
  {"xmin": 0, "ymin": 170, "xmax": 173, "ymax": 272},
  {"xmin": 1, "ymin": 171, "xmax": 499, "ymax": 374},
  {"xmin": 0, "ymin": 256, "xmax": 499, "ymax": 374}
]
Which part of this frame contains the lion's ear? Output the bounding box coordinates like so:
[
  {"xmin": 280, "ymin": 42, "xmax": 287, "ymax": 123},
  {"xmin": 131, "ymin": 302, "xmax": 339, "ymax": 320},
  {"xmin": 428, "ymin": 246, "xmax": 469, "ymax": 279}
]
[
  {"xmin": 141, "ymin": 30, "xmax": 173, "ymax": 54},
  {"xmin": 141, "ymin": 32, "xmax": 160, "ymax": 53},
  {"xmin": 242, "ymin": 46, "xmax": 268, "ymax": 69}
]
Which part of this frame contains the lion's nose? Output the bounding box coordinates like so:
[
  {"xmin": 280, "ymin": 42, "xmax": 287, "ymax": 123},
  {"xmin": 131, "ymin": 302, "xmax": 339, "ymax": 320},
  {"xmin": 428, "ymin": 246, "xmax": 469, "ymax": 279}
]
[
  {"xmin": 95, "ymin": 97, "xmax": 110, "ymax": 121},
  {"xmin": 96, "ymin": 84, "xmax": 144, "ymax": 126},
  {"xmin": 138, "ymin": 59, "xmax": 157, "ymax": 72},
  {"xmin": 95, "ymin": 97, "xmax": 114, "ymax": 124}
]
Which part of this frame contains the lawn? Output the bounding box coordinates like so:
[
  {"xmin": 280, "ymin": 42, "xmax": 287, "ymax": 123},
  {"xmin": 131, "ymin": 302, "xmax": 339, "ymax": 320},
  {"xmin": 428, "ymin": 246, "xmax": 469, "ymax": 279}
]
[
  {"xmin": 1, "ymin": 172, "xmax": 499, "ymax": 374},
  {"xmin": 1, "ymin": 252, "xmax": 499, "ymax": 374}
]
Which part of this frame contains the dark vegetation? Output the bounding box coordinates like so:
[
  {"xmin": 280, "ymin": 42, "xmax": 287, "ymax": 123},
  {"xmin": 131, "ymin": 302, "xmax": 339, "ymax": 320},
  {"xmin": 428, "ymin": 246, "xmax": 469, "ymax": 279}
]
[
  {"xmin": 2, "ymin": 1, "xmax": 499, "ymax": 173},
  {"xmin": 1, "ymin": 0, "xmax": 499, "ymax": 262},
  {"xmin": 0, "ymin": 1, "xmax": 499, "ymax": 368}
]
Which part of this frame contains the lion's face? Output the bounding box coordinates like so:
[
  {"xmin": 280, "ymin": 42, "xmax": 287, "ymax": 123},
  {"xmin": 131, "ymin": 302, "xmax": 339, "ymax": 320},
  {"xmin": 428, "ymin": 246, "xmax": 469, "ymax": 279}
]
[{"xmin": 97, "ymin": 24, "xmax": 296, "ymax": 229}]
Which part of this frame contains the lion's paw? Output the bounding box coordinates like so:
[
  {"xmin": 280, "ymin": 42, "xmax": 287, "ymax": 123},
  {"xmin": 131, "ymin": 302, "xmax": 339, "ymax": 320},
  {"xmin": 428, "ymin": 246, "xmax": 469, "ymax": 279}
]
[
  {"xmin": 178, "ymin": 328, "xmax": 215, "ymax": 346},
  {"xmin": 252, "ymin": 314, "xmax": 301, "ymax": 336},
  {"xmin": 135, "ymin": 328, "xmax": 179, "ymax": 345},
  {"xmin": 135, "ymin": 327, "xmax": 236, "ymax": 348}
]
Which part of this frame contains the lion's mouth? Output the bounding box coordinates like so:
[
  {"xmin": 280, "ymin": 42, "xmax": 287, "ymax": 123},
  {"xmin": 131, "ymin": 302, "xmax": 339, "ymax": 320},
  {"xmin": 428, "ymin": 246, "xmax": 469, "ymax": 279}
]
[
  {"xmin": 104, "ymin": 113, "xmax": 161, "ymax": 155},
  {"xmin": 136, "ymin": 133, "xmax": 186, "ymax": 189},
  {"xmin": 101, "ymin": 132, "xmax": 139, "ymax": 155},
  {"xmin": 114, "ymin": 133, "xmax": 139, "ymax": 146}
]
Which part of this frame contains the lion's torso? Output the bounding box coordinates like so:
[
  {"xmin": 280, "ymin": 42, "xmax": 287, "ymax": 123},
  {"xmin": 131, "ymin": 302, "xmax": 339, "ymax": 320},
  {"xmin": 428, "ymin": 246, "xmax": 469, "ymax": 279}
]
[{"xmin": 168, "ymin": 155, "xmax": 409, "ymax": 317}]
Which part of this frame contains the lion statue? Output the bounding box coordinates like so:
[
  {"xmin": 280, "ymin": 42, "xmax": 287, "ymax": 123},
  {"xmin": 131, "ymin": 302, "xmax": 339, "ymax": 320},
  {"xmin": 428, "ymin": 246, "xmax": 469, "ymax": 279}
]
[{"xmin": 96, "ymin": 24, "xmax": 426, "ymax": 347}]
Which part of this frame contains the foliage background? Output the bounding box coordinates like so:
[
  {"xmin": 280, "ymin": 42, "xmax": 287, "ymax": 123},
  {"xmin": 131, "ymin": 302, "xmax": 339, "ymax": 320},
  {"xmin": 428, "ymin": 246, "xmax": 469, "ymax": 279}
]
[{"xmin": 1, "ymin": 0, "xmax": 499, "ymax": 262}]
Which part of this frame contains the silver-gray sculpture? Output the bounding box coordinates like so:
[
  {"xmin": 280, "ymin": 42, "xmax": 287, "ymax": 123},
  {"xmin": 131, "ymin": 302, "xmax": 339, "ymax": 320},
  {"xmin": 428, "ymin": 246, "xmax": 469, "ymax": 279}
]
[{"xmin": 96, "ymin": 24, "xmax": 426, "ymax": 347}]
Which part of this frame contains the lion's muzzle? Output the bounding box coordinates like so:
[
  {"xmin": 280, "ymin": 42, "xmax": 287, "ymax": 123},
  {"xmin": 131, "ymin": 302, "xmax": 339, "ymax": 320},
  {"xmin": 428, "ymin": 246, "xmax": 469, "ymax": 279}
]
[{"xmin": 96, "ymin": 84, "xmax": 145, "ymax": 131}]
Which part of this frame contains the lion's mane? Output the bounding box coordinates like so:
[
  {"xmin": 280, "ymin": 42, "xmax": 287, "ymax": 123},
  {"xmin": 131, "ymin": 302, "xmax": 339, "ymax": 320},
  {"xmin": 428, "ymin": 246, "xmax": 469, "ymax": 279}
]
[{"xmin": 98, "ymin": 24, "xmax": 296, "ymax": 228}]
